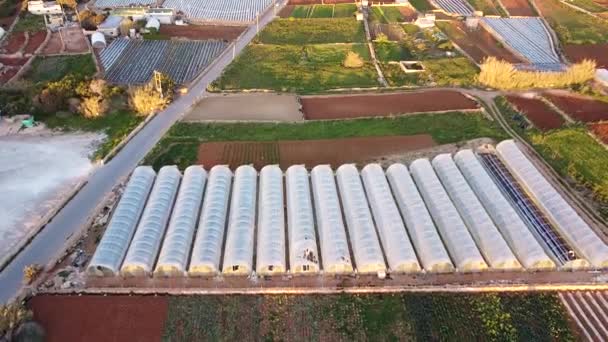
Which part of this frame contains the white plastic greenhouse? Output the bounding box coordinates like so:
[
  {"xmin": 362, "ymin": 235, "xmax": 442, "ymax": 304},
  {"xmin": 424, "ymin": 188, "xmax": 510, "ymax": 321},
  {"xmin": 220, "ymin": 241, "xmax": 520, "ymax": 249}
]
[
  {"xmin": 385, "ymin": 164, "xmax": 454, "ymax": 273},
  {"xmin": 432, "ymin": 154, "xmax": 522, "ymax": 270},
  {"xmin": 154, "ymin": 166, "xmax": 207, "ymax": 277},
  {"xmin": 361, "ymin": 164, "xmax": 421, "ymax": 273},
  {"xmin": 87, "ymin": 166, "xmax": 156, "ymax": 276},
  {"xmin": 256, "ymin": 165, "xmax": 286, "ymax": 275},
  {"xmin": 310, "ymin": 165, "xmax": 353, "ymax": 274},
  {"xmin": 121, "ymin": 166, "xmax": 181, "ymax": 277},
  {"xmin": 496, "ymin": 140, "xmax": 608, "ymax": 268},
  {"xmin": 286, "ymin": 165, "xmax": 320, "ymax": 274},
  {"xmin": 222, "ymin": 165, "xmax": 257, "ymax": 275},
  {"xmin": 189, "ymin": 165, "xmax": 233, "ymax": 276},
  {"xmin": 410, "ymin": 159, "xmax": 488, "ymax": 272},
  {"xmin": 336, "ymin": 164, "xmax": 386, "ymax": 274},
  {"xmin": 454, "ymin": 150, "xmax": 556, "ymax": 270}
]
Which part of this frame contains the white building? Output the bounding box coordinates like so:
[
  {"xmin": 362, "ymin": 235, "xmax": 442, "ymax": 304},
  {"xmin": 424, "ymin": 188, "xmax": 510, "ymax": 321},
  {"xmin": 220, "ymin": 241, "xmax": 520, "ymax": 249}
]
[
  {"xmin": 97, "ymin": 15, "xmax": 123, "ymax": 37},
  {"xmin": 28, "ymin": 0, "xmax": 62, "ymax": 15}
]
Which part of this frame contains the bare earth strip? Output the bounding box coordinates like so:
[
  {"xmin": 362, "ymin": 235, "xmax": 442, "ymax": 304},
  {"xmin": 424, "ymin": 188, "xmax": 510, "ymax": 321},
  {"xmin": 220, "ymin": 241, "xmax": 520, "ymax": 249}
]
[{"xmin": 183, "ymin": 93, "xmax": 304, "ymax": 122}]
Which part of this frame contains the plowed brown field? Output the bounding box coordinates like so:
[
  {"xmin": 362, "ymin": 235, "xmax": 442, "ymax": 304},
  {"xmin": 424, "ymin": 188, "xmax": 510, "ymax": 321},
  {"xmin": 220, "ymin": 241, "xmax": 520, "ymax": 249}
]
[
  {"xmin": 506, "ymin": 95, "xmax": 564, "ymax": 130},
  {"xmin": 544, "ymin": 92, "xmax": 608, "ymax": 122},
  {"xmin": 589, "ymin": 122, "xmax": 608, "ymax": 144},
  {"xmin": 159, "ymin": 24, "xmax": 246, "ymax": 40},
  {"xmin": 197, "ymin": 135, "xmax": 436, "ymax": 169},
  {"xmin": 23, "ymin": 31, "xmax": 46, "ymax": 54},
  {"xmin": 301, "ymin": 91, "xmax": 479, "ymax": 120},
  {"xmin": 563, "ymin": 44, "xmax": 608, "ymax": 69},
  {"xmin": 1, "ymin": 32, "xmax": 26, "ymax": 54},
  {"xmin": 29, "ymin": 295, "xmax": 168, "ymax": 342},
  {"xmin": 500, "ymin": 0, "xmax": 537, "ymax": 16}
]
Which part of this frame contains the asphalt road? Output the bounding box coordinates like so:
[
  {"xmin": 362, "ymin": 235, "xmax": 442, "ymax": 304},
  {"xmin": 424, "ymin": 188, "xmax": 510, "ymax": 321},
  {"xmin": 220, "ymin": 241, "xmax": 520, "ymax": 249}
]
[{"xmin": 0, "ymin": 2, "xmax": 284, "ymax": 304}]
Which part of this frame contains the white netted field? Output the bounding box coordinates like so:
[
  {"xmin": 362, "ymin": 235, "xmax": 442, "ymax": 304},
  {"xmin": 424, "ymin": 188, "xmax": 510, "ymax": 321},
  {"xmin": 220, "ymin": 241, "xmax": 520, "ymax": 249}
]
[{"xmin": 162, "ymin": 0, "xmax": 273, "ymax": 23}]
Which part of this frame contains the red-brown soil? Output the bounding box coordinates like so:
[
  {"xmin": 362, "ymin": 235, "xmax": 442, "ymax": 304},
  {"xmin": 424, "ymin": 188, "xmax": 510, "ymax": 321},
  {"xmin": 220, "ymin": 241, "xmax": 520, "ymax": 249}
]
[
  {"xmin": 589, "ymin": 122, "xmax": 608, "ymax": 144},
  {"xmin": 1, "ymin": 32, "xmax": 26, "ymax": 54},
  {"xmin": 398, "ymin": 6, "xmax": 418, "ymax": 22},
  {"xmin": 563, "ymin": 44, "xmax": 608, "ymax": 69},
  {"xmin": 0, "ymin": 67, "xmax": 18, "ymax": 84},
  {"xmin": 63, "ymin": 27, "xmax": 89, "ymax": 53},
  {"xmin": 159, "ymin": 24, "xmax": 246, "ymax": 41},
  {"xmin": 41, "ymin": 31, "xmax": 62, "ymax": 54},
  {"xmin": 23, "ymin": 31, "xmax": 46, "ymax": 54},
  {"xmin": 278, "ymin": 5, "xmax": 295, "ymax": 17},
  {"xmin": 506, "ymin": 95, "xmax": 564, "ymax": 130},
  {"xmin": 197, "ymin": 135, "xmax": 436, "ymax": 169},
  {"xmin": 442, "ymin": 21, "xmax": 523, "ymax": 64},
  {"xmin": 500, "ymin": 0, "xmax": 537, "ymax": 16},
  {"xmin": 544, "ymin": 92, "xmax": 608, "ymax": 122},
  {"xmin": 28, "ymin": 295, "xmax": 168, "ymax": 342},
  {"xmin": 0, "ymin": 56, "xmax": 28, "ymax": 65},
  {"xmin": 301, "ymin": 90, "xmax": 479, "ymax": 120}
]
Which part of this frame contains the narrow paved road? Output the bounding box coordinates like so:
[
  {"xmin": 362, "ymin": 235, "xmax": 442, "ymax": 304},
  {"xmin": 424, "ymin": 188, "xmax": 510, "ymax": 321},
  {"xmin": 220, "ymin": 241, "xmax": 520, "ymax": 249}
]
[{"xmin": 0, "ymin": 2, "xmax": 284, "ymax": 304}]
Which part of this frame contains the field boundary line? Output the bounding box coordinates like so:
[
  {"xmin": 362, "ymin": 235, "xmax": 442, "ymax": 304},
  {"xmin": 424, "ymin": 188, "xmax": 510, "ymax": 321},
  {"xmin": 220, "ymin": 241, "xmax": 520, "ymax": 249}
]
[
  {"xmin": 559, "ymin": 292, "xmax": 596, "ymax": 342},
  {"xmin": 558, "ymin": 0, "xmax": 608, "ymax": 21}
]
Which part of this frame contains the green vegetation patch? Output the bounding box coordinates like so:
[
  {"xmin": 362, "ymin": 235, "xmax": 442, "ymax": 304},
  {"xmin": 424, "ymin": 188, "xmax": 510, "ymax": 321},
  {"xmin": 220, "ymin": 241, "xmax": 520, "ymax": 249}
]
[
  {"xmin": 310, "ymin": 4, "xmax": 333, "ymax": 18},
  {"xmin": 161, "ymin": 293, "xmax": 574, "ymax": 341},
  {"xmin": 24, "ymin": 55, "xmax": 96, "ymax": 83},
  {"xmin": 290, "ymin": 4, "xmax": 357, "ymax": 18},
  {"xmin": 423, "ymin": 57, "xmax": 479, "ymax": 86},
  {"xmin": 465, "ymin": 0, "xmax": 506, "ymax": 16},
  {"xmin": 370, "ymin": 6, "xmax": 404, "ymax": 23},
  {"xmin": 333, "ymin": 3, "xmax": 358, "ymax": 17},
  {"xmin": 565, "ymin": 0, "xmax": 608, "ymax": 12},
  {"xmin": 145, "ymin": 112, "xmax": 507, "ymax": 169},
  {"xmin": 13, "ymin": 13, "xmax": 45, "ymax": 32},
  {"xmin": 408, "ymin": 0, "xmax": 434, "ymax": 11},
  {"xmin": 254, "ymin": 18, "xmax": 365, "ymax": 44},
  {"xmin": 212, "ymin": 43, "xmax": 377, "ymax": 93},
  {"xmin": 374, "ymin": 41, "xmax": 413, "ymax": 62},
  {"xmin": 382, "ymin": 63, "xmax": 427, "ymax": 86},
  {"xmin": 536, "ymin": 0, "xmax": 608, "ymax": 44}
]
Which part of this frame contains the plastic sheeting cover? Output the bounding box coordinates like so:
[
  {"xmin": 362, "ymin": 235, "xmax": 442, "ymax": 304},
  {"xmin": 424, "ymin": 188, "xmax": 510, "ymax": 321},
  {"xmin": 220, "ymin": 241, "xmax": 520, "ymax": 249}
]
[
  {"xmin": 222, "ymin": 165, "xmax": 257, "ymax": 275},
  {"xmin": 286, "ymin": 165, "xmax": 320, "ymax": 273},
  {"xmin": 87, "ymin": 166, "xmax": 156, "ymax": 276},
  {"xmin": 361, "ymin": 164, "xmax": 420, "ymax": 273},
  {"xmin": 154, "ymin": 166, "xmax": 207, "ymax": 277},
  {"xmin": 432, "ymin": 154, "xmax": 521, "ymax": 270},
  {"xmin": 310, "ymin": 165, "xmax": 353, "ymax": 274},
  {"xmin": 386, "ymin": 164, "xmax": 454, "ymax": 273},
  {"xmin": 496, "ymin": 140, "xmax": 608, "ymax": 268},
  {"xmin": 189, "ymin": 165, "xmax": 233, "ymax": 276},
  {"xmin": 454, "ymin": 149, "xmax": 555, "ymax": 270},
  {"xmin": 410, "ymin": 159, "xmax": 488, "ymax": 272},
  {"xmin": 336, "ymin": 164, "xmax": 386, "ymax": 274},
  {"xmin": 256, "ymin": 165, "xmax": 286, "ymax": 275},
  {"xmin": 121, "ymin": 166, "xmax": 181, "ymax": 277}
]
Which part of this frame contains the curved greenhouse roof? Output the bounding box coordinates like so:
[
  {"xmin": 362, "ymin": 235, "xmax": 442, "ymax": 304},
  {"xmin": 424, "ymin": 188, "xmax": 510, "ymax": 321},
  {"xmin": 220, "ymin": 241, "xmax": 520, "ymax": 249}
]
[
  {"xmin": 361, "ymin": 164, "xmax": 420, "ymax": 273},
  {"xmin": 336, "ymin": 164, "xmax": 386, "ymax": 274},
  {"xmin": 154, "ymin": 166, "xmax": 207, "ymax": 277},
  {"xmin": 189, "ymin": 165, "xmax": 233, "ymax": 276},
  {"xmin": 410, "ymin": 159, "xmax": 488, "ymax": 272},
  {"xmin": 386, "ymin": 164, "xmax": 454, "ymax": 273},
  {"xmin": 497, "ymin": 140, "xmax": 608, "ymax": 268},
  {"xmin": 87, "ymin": 166, "xmax": 156, "ymax": 276},
  {"xmin": 432, "ymin": 154, "xmax": 521, "ymax": 270},
  {"xmin": 286, "ymin": 165, "xmax": 320, "ymax": 274},
  {"xmin": 222, "ymin": 165, "xmax": 257, "ymax": 275},
  {"xmin": 121, "ymin": 166, "xmax": 181, "ymax": 277},
  {"xmin": 310, "ymin": 165, "xmax": 353, "ymax": 274},
  {"xmin": 256, "ymin": 165, "xmax": 286, "ymax": 275}
]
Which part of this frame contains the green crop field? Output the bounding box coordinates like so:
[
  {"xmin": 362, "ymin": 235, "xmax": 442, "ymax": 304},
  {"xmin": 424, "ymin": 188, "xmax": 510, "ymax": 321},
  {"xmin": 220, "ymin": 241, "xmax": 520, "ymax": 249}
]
[
  {"xmin": 408, "ymin": 0, "xmax": 434, "ymax": 11},
  {"xmin": 254, "ymin": 18, "xmax": 365, "ymax": 44},
  {"xmin": 370, "ymin": 6, "xmax": 404, "ymax": 23},
  {"xmin": 290, "ymin": 4, "xmax": 357, "ymax": 18},
  {"xmin": 23, "ymin": 54, "xmax": 96, "ymax": 83},
  {"xmin": 423, "ymin": 57, "xmax": 479, "ymax": 87},
  {"xmin": 144, "ymin": 112, "xmax": 507, "ymax": 169},
  {"xmin": 536, "ymin": 0, "xmax": 608, "ymax": 44},
  {"xmin": 465, "ymin": 0, "xmax": 507, "ymax": 16},
  {"xmin": 161, "ymin": 293, "xmax": 575, "ymax": 341},
  {"xmin": 565, "ymin": 0, "xmax": 608, "ymax": 13},
  {"xmin": 333, "ymin": 3, "xmax": 358, "ymax": 17}
]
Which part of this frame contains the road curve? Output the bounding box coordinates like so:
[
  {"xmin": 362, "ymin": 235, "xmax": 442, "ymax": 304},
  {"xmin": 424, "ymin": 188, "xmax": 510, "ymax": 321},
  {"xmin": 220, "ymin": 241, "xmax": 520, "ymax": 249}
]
[{"xmin": 0, "ymin": 2, "xmax": 284, "ymax": 304}]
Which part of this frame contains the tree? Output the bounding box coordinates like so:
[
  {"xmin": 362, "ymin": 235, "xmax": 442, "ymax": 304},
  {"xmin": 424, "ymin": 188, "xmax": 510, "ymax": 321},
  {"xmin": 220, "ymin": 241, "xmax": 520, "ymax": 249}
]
[
  {"xmin": 23, "ymin": 264, "xmax": 41, "ymax": 284},
  {"xmin": 57, "ymin": 0, "xmax": 77, "ymax": 9},
  {"xmin": 80, "ymin": 96, "xmax": 109, "ymax": 118},
  {"xmin": 128, "ymin": 83, "xmax": 169, "ymax": 116},
  {"xmin": 79, "ymin": 10, "xmax": 106, "ymax": 30}
]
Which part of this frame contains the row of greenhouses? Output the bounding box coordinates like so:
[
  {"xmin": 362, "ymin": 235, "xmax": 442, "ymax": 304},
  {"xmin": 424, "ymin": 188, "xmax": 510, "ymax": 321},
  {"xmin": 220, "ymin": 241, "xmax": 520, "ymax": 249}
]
[{"xmin": 87, "ymin": 141, "xmax": 608, "ymax": 278}]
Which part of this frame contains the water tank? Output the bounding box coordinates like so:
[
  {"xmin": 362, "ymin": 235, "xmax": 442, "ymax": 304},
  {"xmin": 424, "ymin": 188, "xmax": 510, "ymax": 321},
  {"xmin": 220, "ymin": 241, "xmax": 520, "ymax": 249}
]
[
  {"xmin": 91, "ymin": 32, "xmax": 106, "ymax": 49},
  {"xmin": 145, "ymin": 17, "xmax": 160, "ymax": 31}
]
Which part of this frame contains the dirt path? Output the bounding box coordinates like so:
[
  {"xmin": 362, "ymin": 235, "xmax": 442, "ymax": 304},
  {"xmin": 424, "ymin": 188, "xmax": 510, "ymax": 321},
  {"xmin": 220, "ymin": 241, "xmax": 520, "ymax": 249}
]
[{"xmin": 183, "ymin": 93, "xmax": 304, "ymax": 122}]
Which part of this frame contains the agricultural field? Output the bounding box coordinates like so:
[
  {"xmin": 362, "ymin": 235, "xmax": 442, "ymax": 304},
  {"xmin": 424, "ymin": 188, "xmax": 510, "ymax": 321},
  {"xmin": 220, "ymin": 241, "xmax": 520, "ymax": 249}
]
[
  {"xmin": 563, "ymin": 0, "xmax": 608, "ymax": 13},
  {"xmin": 559, "ymin": 291, "xmax": 608, "ymax": 341},
  {"xmin": 499, "ymin": 0, "xmax": 537, "ymax": 16},
  {"xmin": 543, "ymin": 92, "xmax": 608, "ymax": 122},
  {"xmin": 287, "ymin": 4, "xmax": 358, "ymax": 18},
  {"xmin": 465, "ymin": 0, "xmax": 506, "ymax": 16},
  {"xmin": 563, "ymin": 43, "xmax": 608, "ymax": 68},
  {"xmin": 535, "ymin": 0, "xmax": 608, "ymax": 44},
  {"xmin": 144, "ymin": 111, "xmax": 507, "ymax": 169},
  {"xmin": 589, "ymin": 122, "xmax": 608, "ymax": 144},
  {"xmin": 212, "ymin": 18, "xmax": 379, "ymax": 93},
  {"xmin": 408, "ymin": 0, "xmax": 435, "ymax": 11},
  {"xmin": 505, "ymin": 95, "xmax": 565, "ymax": 131},
  {"xmin": 254, "ymin": 18, "xmax": 365, "ymax": 44},
  {"xmin": 496, "ymin": 97, "xmax": 608, "ymax": 218},
  {"xmin": 28, "ymin": 293, "xmax": 577, "ymax": 341},
  {"xmin": 369, "ymin": 5, "xmax": 410, "ymax": 23},
  {"xmin": 22, "ymin": 54, "xmax": 96, "ymax": 83},
  {"xmin": 197, "ymin": 135, "xmax": 436, "ymax": 169},
  {"xmin": 100, "ymin": 39, "xmax": 227, "ymax": 85},
  {"xmin": 436, "ymin": 21, "xmax": 523, "ymax": 64},
  {"xmin": 433, "ymin": 0, "xmax": 475, "ymax": 15}
]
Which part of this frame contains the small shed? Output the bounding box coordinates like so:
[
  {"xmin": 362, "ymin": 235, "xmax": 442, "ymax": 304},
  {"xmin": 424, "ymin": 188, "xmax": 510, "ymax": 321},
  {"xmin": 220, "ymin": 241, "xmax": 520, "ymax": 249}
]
[
  {"xmin": 97, "ymin": 15, "xmax": 123, "ymax": 37},
  {"xmin": 91, "ymin": 32, "xmax": 106, "ymax": 49},
  {"xmin": 145, "ymin": 17, "xmax": 160, "ymax": 31}
]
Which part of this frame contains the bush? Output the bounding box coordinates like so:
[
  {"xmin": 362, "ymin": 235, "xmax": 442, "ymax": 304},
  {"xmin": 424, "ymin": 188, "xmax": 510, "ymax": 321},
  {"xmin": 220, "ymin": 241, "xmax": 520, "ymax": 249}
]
[
  {"xmin": 79, "ymin": 10, "xmax": 106, "ymax": 30},
  {"xmin": 0, "ymin": 303, "xmax": 33, "ymax": 340},
  {"xmin": 23, "ymin": 264, "xmax": 41, "ymax": 284},
  {"xmin": 80, "ymin": 96, "xmax": 110, "ymax": 118},
  {"xmin": 478, "ymin": 57, "xmax": 596, "ymax": 90},
  {"xmin": 343, "ymin": 51, "xmax": 364, "ymax": 68},
  {"xmin": 128, "ymin": 83, "xmax": 169, "ymax": 116}
]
